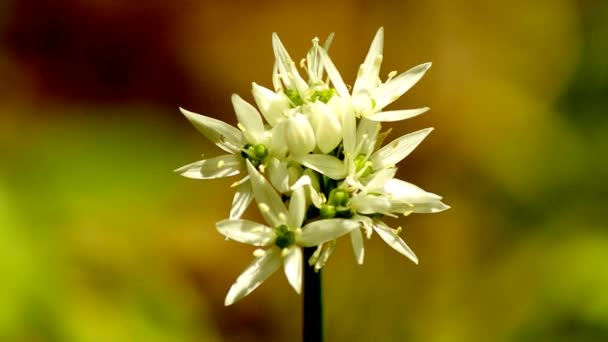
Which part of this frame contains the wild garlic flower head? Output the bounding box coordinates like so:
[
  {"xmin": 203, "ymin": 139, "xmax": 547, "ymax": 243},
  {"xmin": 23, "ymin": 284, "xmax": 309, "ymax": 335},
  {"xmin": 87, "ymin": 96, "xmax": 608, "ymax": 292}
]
[{"xmin": 176, "ymin": 28, "xmax": 449, "ymax": 305}]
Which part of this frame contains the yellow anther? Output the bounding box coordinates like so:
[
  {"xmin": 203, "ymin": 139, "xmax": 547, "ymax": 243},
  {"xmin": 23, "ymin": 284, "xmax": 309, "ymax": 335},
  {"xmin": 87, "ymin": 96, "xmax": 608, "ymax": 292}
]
[{"xmin": 217, "ymin": 160, "xmax": 225, "ymax": 169}]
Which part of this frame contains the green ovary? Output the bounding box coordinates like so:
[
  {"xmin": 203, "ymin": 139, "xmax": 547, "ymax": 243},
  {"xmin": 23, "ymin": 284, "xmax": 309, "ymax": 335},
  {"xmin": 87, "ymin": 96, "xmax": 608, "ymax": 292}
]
[{"xmin": 274, "ymin": 225, "xmax": 295, "ymax": 249}]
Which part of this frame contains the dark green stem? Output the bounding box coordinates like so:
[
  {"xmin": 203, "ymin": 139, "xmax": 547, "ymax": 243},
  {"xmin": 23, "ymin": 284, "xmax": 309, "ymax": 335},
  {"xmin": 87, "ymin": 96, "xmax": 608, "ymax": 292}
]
[{"xmin": 303, "ymin": 247, "xmax": 323, "ymax": 342}]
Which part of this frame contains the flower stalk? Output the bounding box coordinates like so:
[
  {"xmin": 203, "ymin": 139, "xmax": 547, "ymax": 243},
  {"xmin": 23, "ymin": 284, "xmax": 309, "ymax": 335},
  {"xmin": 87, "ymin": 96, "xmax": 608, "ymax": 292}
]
[{"xmin": 303, "ymin": 247, "xmax": 323, "ymax": 342}]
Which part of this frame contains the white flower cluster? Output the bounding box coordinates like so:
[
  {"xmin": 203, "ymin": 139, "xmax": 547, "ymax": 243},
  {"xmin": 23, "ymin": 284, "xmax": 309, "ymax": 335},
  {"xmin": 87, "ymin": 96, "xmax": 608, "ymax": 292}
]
[{"xmin": 177, "ymin": 28, "xmax": 449, "ymax": 305}]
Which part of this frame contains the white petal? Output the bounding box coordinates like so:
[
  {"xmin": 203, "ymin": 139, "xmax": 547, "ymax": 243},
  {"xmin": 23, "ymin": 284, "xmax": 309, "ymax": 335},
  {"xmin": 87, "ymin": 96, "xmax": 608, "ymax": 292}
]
[
  {"xmin": 251, "ymin": 83, "xmax": 289, "ymax": 127},
  {"xmin": 291, "ymin": 173, "xmax": 322, "ymax": 208},
  {"xmin": 341, "ymin": 104, "xmax": 357, "ymax": 155},
  {"xmin": 350, "ymin": 194, "xmax": 391, "ymax": 215},
  {"xmin": 174, "ymin": 154, "xmax": 244, "ymax": 179},
  {"xmin": 350, "ymin": 228, "xmax": 365, "ymax": 265},
  {"xmin": 365, "ymin": 107, "xmax": 429, "ymax": 122},
  {"xmin": 216, "ymin": 219, "xmax": 275, "ymax": 246},
  {"xmin": 272, "ymin": 33, "xmax": 308, "ymax": 94},
  {"xmin": 283, "ymin": 247, "xmax": 303, "ymax": 294},
  {"xmin": 385, "ymin": 178, "xmax": 439, "ymax": 201},
  {"xmin": 266, "ymin": 157, "xmax": 290, "ymax": 193},
  {"xmin": 407, "ymin": 201, "xmax": 450, "ymax": 213},
  {"xmin": 230, "ymin": 180, "xmax": 254, "ymax": 219},
  {"xmin": 353, "ymin": 27, "xmax": 384, "ymax": 96},
  {"xmin": 297, "ymin": 219, "xmax": 359, "ymax": 246},
  {"xmin": 246, "ymin": 160, "xmax": 288, "ymax": 227},
  {"xmin": 285, "ymin": 114, "xmax": 316, "ymax": 157},
  {"xmin": 314, "ymin": 240, "xmax": 336, "ymax": 271},
  {"xmin": 297, "ymin": 154, "xmax": 347, "ymax": 180},
  {"xmin": 356, "ymin": 118, "xmax": 381, "ymax": 156},
  {"xmin": 373, "ymin": 62, "xmax": 431, "ymax": 110},
  {"xmin": 373, "ymin": 221, "xmax": 418, "ymax": 264},
  {"xmin": 231, "ymin": 94, "xmax": 265, "ymax": 144},
  {"xmin": 370, "ymin": 127, "xmax": 433, "ymax": 169},
  {"xmin": 365, "ymin": 167, "xmax": 397, "ymax": 192},
  {"xmin": 224, "ymin": 248, "xmax": 282, "ymax": 305},
  {"xmin": 269, "ymin": 120, "xmax": 289, "ymax": 158},
  {"xmin": 318, "ymin": 47, "xmax": 349, "ymax": 98},
  {"xmin": 288, "ymin": 187, "xmax": 306, "ymax": 229},
  {"xmin": 385, "ymin": 179, "xmax": 449, "ymax": 213},
  {"xmin": 309, "ymin": 103, "xmax": 342, "ymax": 154},
  {"xmin": 180, "ymin": 108, "xmax": 243, "ymax": 154}
]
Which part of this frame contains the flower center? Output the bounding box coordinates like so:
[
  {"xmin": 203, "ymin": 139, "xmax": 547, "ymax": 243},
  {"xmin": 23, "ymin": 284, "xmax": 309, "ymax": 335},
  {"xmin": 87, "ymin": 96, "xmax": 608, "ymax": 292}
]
[
  {"xmin": 310, "ymin": 88, "xmax": 337, "ymax": 104},
  {"xmin": 274, "ymin": 224, "xmax": 295, "ymax": 249},
  {"xmin": 354, "ymin": 154, "xmax": 372, "ymax": 177},
  {"xmin": 327, "ymin": 188, "xmax": 354, "ymax": 218},
  {"xmin": 241, "ymin": 144, "xmax": 268, "ymax": 167},
  {"xmin": 285, "ymin": 89, "xmax": 304, "ymax": 107}
]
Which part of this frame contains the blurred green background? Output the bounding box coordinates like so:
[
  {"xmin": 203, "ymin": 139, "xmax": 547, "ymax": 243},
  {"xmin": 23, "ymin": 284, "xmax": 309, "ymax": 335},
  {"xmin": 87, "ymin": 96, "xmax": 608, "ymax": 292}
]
[{"xmin": 1, "ymin": 0, "xmax": 607, "ymax": 341}]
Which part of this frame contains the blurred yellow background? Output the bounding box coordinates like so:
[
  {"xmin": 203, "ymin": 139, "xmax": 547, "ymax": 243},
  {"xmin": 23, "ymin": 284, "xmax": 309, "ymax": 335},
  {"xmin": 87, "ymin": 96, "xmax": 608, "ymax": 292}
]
[{"xmin": 1, "ymin": 0, "xmax": 607, "ymax": 341}]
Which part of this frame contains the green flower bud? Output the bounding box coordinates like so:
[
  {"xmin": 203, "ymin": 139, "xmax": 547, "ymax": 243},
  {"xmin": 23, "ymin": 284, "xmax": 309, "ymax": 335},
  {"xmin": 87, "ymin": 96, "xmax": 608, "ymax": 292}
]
[
  {"xmin": 253, "ymin": 144, "xmax": 268, "ymax": 160},
  {"xmin": 329, "ymin": 188, "xmax": 349, "ymax": 206},
  {"xmin": 319, "ymin": 204, "xmax": 336, "ymax": 219}
]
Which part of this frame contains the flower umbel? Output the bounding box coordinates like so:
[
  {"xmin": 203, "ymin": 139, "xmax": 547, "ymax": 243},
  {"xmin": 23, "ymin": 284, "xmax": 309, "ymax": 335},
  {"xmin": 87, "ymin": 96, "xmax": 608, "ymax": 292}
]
[{"xmin": 176, "ymin": 27, "xmax": 449, "ymax": 305}]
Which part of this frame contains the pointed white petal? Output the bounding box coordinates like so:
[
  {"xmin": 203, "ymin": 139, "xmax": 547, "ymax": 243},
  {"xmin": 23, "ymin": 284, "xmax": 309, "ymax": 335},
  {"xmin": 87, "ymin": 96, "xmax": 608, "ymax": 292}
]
[
  {"xmin": 356, "ymin": 118, "xmax": 381, "ymax": 156},
  {"xmin": 180, "ymin": 108, "xmax": 243, "ymax": 154},
  {"xmin": 272, "ymin": 33, "xmax": 308, "ymax": 94},
  {"xmin": 309, "ymin": 103, "xmax": 342, "ymax": 154},
  {"xmin": 319, "ymin": 47, "xmax": 349, "ymax": 98},
  {"xmin": 224, "ymin": 248, "xmax": 282, "ymax": 305},
  {"xmin": 297, "ymin": 154, "xmax": 347, "ymax": 180},
  {"xmin": 353, "ymin": 27, "xmax": 384, "ymax": 96},
  {"xmin": 283, "ymin": 247, "xmax": 303, "ymax": 294},
  {"xmin": 216, "ymin": 219, "xmax": 275, "ymax": 246},
  {"xmin": 291, "ymin": 173, "xmax": 322, "ymax": 208},
  {"xmin": 314, "ymin": 240, "xmax": 336, "ymax": 271},
  {"xmin": 272, "ymin": 61, "xmax": 282, "ymax": 92},
  {"xmin": 285, "ymin": 115, "xmax": 316, "ymax": 157},
  {"xmin": 341, "ymin": 104, "xmax": 357, "ymax": 155},
  {"xmin": 246, "ymin": 160, "xmax": 288, "ymax": 227},
  {"xmin": 365, "ymin": 107, "xmax": 429, "ymax": 122},
  {"xmin": 365, "ymin": 167, "xmax": 397, "ymax": 192},
  {"xmin": 370, "ymin": 127, "xmax": 433, "ymax": 169},
  {"xmin": 373, "ymin": 221, "xmax": 418, "ymax": 264},
  {"xmin": 385, "ymin": 179, "xmax": 439, "ymax": 199},
  {"xmin": 373, "ymin": 62, "xmax": 431, "ymax": 110},
  {"xmin": 354, "ymin": 214, "xmax": 374, "ymax": 238},
  {"xmin": 288, "ymin": 187, "xmax": 306, "ymax": 229},
  {"xmin": 350, "ymin": 228, "xmax": 365, "ymax": 265},
  {"xmin": 231, "ymin": 94, "xmax": 265, "ymax": 144},
  {"xmin": 407, "ymin": 201, "xmax": 451, "ymax": 213},
  {"xmin": 349, "ymin": 194, "xmax": 391, "ymax": 215},
  {"xmin": 297, "ymin": 219, "xmax": 360, "ymax": 246},
  {"xmin": 175, "ymin": 154, "xmax": 244, "ymax": 179},
  {"xmin": 230, "ymin": 180, "xmax": 254, "ymax": 219},
  {"xmin": 266, "ymin": 157, "xmax": 290, "ymax": 193},
  {"xmin": 269, "ymin": 120, "xmax": 289, "ymax": 158},
  {"xmin": 251, "ymin": 83, "xmax": 288, "ymax": 127}
]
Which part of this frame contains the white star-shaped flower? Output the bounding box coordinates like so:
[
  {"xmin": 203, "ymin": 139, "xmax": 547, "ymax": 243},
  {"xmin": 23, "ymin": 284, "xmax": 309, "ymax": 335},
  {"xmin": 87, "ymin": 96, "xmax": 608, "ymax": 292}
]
[
  {"xmin": 217, "ymin": 160, "xmax": 359, "ymax": 305},
  {"xmin": 319, "ymin": 27, "xmax": 432, "ymax": 122}
]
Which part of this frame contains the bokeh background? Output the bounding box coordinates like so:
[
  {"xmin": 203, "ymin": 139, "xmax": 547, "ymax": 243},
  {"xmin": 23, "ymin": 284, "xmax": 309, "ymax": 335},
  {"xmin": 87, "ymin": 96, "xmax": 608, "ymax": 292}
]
[{"xmin": 1, "ymin": 0, "xmax": 607, "ymax": 341}]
